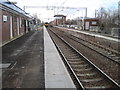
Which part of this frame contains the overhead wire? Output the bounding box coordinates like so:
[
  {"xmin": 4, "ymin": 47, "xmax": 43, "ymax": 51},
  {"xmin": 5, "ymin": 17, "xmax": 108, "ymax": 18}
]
[{"xmin": 57, "ymin": 0, "xmax": 68, "ymax": 14}]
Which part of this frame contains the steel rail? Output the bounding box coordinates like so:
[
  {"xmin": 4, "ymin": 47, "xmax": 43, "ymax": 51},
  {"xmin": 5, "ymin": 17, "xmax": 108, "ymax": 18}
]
[{"xmin": 48, "ymin": 28, "xmax": 120, "ymax": 89}]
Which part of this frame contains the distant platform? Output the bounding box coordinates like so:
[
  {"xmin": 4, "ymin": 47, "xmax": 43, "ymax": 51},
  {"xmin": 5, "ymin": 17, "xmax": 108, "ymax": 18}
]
[{"xmin": 56, "ymin": 26, "xmax": 120, "ymax": 42}]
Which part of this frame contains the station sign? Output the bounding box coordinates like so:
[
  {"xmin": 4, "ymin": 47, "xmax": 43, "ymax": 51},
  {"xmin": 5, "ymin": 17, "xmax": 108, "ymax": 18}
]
[{"xmin": 3, "ymin": 15, "xmax": 7, "ymax": 22}]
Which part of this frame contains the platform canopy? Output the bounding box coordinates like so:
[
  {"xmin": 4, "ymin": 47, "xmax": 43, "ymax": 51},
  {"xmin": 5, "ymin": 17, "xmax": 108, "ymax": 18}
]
[{"xmin": 54, "ymin": 15, "xmax": 66, "ymax": 17}]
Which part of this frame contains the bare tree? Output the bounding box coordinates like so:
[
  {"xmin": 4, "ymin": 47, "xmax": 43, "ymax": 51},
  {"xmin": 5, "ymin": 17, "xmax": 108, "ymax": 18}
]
[{"xmin": 97, "ymin": 7, "xmax": 119, "ymax": 34}]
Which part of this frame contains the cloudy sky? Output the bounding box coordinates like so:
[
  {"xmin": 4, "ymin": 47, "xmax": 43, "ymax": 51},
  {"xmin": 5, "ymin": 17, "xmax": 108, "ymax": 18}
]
[{"xmin": 9, "ymin": 0, "xmax": 119, "ymax": 22}]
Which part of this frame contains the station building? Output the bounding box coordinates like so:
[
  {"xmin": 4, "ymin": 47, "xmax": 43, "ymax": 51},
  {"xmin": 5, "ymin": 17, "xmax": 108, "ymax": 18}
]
[
  {"xmin": 0, "ymin": 0, "xmax": 32, "ymax": 45},
  {"xmin": 53, "ymin": 15, "xmax": 66, "ymax": 26},
  {"xmin": 82, "ymin": 18, "xmax": 99, "ymax": 31}
]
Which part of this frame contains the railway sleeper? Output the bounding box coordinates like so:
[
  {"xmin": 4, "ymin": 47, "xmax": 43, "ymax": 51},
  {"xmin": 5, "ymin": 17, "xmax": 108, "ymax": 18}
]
[
  {"xmin": 81, "ymin": 78, "xmax": 103, "ymax": 83},
  {"xmin": 74, "ymin": 69, "xmax": 96, "ymax": 75},
  {"xmin": 77, "ymin": 72, "xmax": 97, "ymax": 77},
  {"xmin": 82, "ymin": 79, "xmax": 115, "ymax": 89},
  {"xmin": 85, "ymin": 86, "xmax": 111, "ymax": 89},
  {"xmin": 77, "ymin": 73, "xmax": 102, "ymax": 80},
  {"xmin": 74, "ymin": 68, "xmax": 92, "ymax": 72},
  {"xmin": 66, "ymin": 53, "xmax": 79, "ymax": 56},
  {"xmin": 108, "ymin": 54, "xmax": 116, "ymax": 57},
  {"xmin": 71, "ymin": 64, "xmax": 88, "ymax": 68},
  {"xmin": 69, "ymin": 61, "xmax": 85, "ymax": 65},
  {"xmin": 66, "ymin": 57, "xmax": 81, "ymax": 59},
  {"xmin": 112, "ymin": 56, "xmax": 120, "ymax": 59},
  {"xmin": 63, "ymin": 52, "xmax": 79, "ymax": 56},
  {"xmin": 67, "ymin": 59, "xmax": 82, "ymax": 61}
]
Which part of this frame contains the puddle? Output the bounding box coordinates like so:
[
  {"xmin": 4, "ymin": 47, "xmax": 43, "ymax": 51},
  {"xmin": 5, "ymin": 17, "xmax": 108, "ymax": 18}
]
[{"xmin": 0, "ymin": 63, "xmax": 11, "ymax": 69}]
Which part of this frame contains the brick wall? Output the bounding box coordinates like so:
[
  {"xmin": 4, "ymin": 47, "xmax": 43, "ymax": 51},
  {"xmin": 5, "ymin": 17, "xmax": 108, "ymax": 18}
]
[{"xmin": 2, "ymin": 10, "xmax": 10, "ymax": 42}]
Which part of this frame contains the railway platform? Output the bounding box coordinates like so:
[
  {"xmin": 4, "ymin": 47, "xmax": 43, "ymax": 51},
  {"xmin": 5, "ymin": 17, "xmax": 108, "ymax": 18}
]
[
  {"xmin": 2, "ymin": 26, "xmax": 76, "ymax": 88},
  {"xmin": 2, "ymin": 28, "xmax": 44, "ymax": 88},
  {"xmin": 44, "ymin": 26, "xmax": 76, "ymax": 88}
]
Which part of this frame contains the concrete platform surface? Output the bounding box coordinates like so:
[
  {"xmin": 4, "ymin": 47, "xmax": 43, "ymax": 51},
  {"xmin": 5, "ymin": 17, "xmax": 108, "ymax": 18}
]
[
  {"xmin": 44, "ymin": 26, "xmax": 76, "ymax": 88},
  {"xmin": 2, "ymin": 29, "xmax": 44, "ymax": 88}
]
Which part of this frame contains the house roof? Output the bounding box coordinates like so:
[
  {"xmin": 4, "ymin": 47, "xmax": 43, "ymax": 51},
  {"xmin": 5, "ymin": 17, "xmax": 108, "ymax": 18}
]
[{"xmin": 0, "ymin": 0, "xmax": 31, "ymax": 18}]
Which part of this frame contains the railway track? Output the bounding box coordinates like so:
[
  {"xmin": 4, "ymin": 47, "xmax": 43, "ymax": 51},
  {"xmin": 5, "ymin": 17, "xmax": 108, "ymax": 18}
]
[
  {"xmin": 66, "ymin": 33, "xmax": 120, "ymax": 64},
  {"xmin": 47, "ymin": 28, "xmax": 120, "ymax": 89},
  {"xmin": 54, "ymin": 27, "xmax": 120, "ymax": 64}
]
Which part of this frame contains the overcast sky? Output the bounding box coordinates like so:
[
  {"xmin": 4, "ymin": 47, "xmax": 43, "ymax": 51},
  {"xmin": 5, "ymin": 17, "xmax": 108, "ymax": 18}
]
[{"xmin": 9, "ymin": 0, "xmax": 119, "ymax": 22}]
